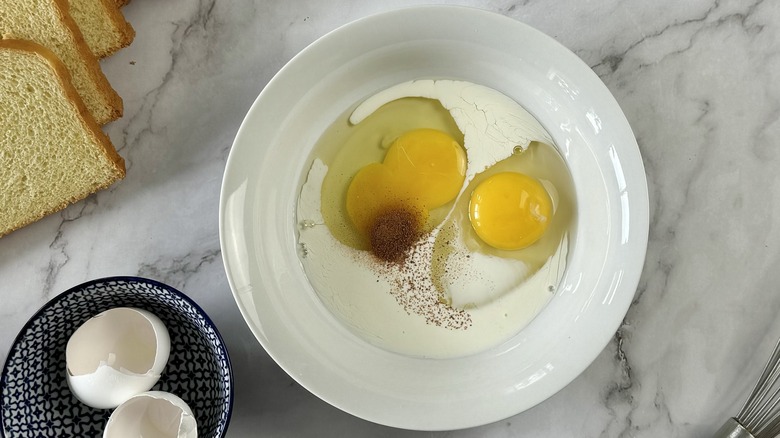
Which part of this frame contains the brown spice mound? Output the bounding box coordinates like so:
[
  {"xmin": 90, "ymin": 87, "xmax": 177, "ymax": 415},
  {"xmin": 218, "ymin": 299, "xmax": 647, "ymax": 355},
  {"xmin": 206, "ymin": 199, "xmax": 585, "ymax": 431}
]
[{"xmin": 369, "ymin": 207, "xmax": 422, "ymax": 262}]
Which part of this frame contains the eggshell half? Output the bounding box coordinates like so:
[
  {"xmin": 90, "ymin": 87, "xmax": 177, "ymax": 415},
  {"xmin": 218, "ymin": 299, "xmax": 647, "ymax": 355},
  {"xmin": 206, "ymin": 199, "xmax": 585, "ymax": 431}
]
[
  {"xmin": 66, "ymin": 307, "xmax": 171, "ymax": 409},
  {"xmin": 103, "ymin": 391, "xmax": 197, "ymax": 438}
]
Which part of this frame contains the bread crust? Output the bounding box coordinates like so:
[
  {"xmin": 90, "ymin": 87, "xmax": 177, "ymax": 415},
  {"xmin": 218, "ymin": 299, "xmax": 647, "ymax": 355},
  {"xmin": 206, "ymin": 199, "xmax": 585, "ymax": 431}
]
[
  {"xmin": 100, "ymin": 0, "xmax": 135, "ymax": 58},
  {"xmin": 0, "ymin": 39, "xmax": 125, "ymax": 237},
  {"xmin": 91, "ymin": 0, "xmax": 136, "ymax": 58},
  {"xmin": 51, "ymin": 0, "xmax": 123, "ymax": 123}
]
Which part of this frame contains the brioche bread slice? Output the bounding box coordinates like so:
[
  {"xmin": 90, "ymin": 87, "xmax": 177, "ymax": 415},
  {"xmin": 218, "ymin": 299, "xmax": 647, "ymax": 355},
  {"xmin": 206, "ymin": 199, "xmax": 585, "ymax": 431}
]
[
  {"xmin": 0, "ymin": 39, "xmax": 125, "ymax": 237},
  {"xmin": 69, "ymin": 0, "xmax": 135, "ymax": 58},
  {"xmin": 0, "ymin": 0, "xmax": 122, "ymax": 125}
]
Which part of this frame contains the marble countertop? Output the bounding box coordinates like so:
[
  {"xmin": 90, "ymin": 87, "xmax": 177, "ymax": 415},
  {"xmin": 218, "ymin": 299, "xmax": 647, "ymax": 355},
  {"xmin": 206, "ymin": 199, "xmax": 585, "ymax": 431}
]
[{"xmin": 2, "ymin": 0, "xmax": 779, "ymax": 436}]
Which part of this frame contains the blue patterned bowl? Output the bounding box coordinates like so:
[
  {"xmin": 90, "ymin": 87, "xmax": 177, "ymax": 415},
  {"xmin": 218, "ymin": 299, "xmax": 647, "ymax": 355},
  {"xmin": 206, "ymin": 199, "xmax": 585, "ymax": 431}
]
[{"xmin": 0, "ymin": 276, "xmax": 233, "ymax": 437}]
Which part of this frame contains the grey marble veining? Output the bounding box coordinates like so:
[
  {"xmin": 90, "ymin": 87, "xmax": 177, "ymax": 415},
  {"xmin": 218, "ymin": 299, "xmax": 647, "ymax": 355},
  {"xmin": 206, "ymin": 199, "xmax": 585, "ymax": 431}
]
[{"xmin": 2, "ymin": 0, "xmax": 780, "ymax": 436}]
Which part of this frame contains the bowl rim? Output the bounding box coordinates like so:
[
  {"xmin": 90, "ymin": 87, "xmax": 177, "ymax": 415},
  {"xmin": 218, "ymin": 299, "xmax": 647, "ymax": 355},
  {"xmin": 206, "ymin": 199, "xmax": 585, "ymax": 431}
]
[
  {"xmin": 220, "ymin": 4, "xmax": 649, "ymax": 431},
  {"xmin": 0, "ymin": 275, "xmax": 234, "ymax": 438}
]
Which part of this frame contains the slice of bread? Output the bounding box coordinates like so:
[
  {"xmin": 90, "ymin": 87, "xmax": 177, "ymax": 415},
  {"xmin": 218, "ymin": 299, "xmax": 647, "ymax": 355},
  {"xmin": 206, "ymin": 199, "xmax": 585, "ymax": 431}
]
[
  {"xmin": 0, "ymin": 39, "xmax": 125, "ymax": 237},
  {"xmin": 69, "ymin": 0, "xmax": 135, "ymax": 58},
  {"xmin": 116, "ymin": 0, "xmax": 130, "ymax": 8},
  {"xmin": 0, "ymin": 0, "xmax": 123, "ymax": 125}
]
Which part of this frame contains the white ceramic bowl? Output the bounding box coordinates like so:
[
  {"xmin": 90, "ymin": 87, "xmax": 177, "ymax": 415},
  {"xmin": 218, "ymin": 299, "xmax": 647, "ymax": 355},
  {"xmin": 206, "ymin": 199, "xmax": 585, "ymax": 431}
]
[{"xmin": 220, "ymin": 5, "xmax": 648, "ymax": 431}]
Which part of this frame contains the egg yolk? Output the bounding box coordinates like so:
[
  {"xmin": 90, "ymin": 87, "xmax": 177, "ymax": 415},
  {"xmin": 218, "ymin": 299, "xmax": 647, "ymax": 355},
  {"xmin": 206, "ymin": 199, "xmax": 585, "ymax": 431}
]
[
  {"xmin": 469, "ymin": 172, "xmax": 552, "ymax": 250},
  {"xmin": 346, "ymin": 128, "xmax": 466, "ymax": 237}
]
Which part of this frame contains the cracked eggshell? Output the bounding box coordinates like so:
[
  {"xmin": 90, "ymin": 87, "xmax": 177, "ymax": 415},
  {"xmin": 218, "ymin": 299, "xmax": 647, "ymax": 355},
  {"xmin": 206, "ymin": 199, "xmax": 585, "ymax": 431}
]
[
  {"xmin": 66, "ymin": 307, "xmax": 171, "ymax": 409},
  {"xmin": 103, "ymin": 391, "xmax": 197, "ymax": 438}
]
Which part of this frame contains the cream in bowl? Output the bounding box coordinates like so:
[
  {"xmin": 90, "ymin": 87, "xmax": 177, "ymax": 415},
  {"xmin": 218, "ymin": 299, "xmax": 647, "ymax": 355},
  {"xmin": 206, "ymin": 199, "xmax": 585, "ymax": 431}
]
[{"xmin": 296, "ymin": 79, "xmax": 575, "ymax": 358}]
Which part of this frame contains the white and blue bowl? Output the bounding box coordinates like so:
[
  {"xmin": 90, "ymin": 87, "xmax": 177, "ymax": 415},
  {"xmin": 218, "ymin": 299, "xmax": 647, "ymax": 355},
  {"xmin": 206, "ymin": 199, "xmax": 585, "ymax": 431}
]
[{"xmin": 0, "ymin": 276, "xmax": 233, "ymax": 437}]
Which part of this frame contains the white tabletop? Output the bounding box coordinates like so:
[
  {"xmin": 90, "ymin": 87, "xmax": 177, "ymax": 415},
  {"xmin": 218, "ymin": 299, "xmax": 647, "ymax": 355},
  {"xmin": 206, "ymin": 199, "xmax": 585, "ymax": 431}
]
[{"xmin": 2, "ymin": 0, "xmax": 777, "ymax": 436}]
